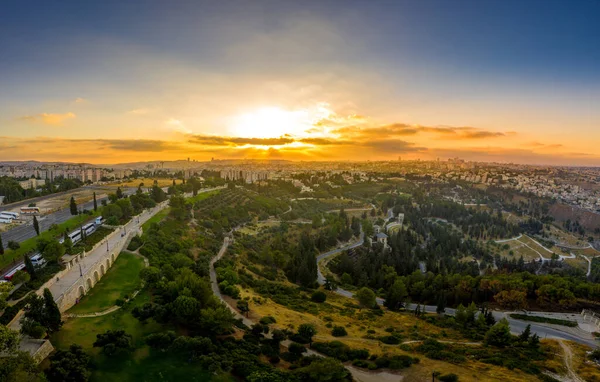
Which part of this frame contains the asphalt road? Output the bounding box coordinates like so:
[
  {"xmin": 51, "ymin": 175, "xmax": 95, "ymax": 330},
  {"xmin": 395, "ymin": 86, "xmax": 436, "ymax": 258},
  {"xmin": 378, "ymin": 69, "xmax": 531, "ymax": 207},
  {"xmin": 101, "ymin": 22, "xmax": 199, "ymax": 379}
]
[
  {"xmin": 0, "ymin": 187, "xmax": 137, "ymax": 250},
  {"xmin": 316, "ymin": 233, "xmax": 599, "ymax": 349}
]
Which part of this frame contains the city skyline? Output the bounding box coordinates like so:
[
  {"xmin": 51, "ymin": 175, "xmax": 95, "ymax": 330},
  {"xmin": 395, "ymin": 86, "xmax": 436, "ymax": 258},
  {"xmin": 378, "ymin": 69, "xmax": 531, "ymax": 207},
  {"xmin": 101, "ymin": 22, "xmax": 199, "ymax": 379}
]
[{"xmin": 1, "ymin": 0, "xmax": 599, "ymax": 165}]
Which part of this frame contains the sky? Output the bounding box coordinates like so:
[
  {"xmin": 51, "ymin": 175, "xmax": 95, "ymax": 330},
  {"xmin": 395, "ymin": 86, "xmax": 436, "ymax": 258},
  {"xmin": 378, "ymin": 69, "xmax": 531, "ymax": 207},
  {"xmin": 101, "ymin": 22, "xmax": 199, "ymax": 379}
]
[{"xmin": 0, "ymin": 0, "xmax": 599, "ymax": 165}]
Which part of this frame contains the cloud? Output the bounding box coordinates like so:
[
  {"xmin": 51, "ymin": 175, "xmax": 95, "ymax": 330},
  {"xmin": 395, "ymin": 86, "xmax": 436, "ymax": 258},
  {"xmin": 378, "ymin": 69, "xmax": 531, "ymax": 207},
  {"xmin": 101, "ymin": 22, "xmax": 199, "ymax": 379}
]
[
  {"xmin": 73, "ymin": 97, "xmax": 87, "ymax": 103},
  {"xmin": 17, "ymin": 112, "xmax": 76, "ymax": 126},
  {"xmin": 189, "ymin": 135, "xmax": 295, "ymax": 147},
  {"xmin": 331, "ymin": 122, "xmax": 507, "ymax": 141}
]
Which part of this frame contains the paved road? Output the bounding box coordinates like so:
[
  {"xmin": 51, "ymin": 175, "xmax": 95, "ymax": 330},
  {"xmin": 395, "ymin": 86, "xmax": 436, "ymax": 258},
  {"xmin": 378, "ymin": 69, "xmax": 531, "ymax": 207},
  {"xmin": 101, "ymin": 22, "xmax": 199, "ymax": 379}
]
[
  {"xmin": 0, "ymin": 187, "xmax": 137, "ymax": 250},
  {"xmin": 49, "ymin": 202, "xmax": 166, "ymax": 303},
  {"xmin": 49, "ymin": 186, "xmax": 223, "ymax": 303},
  {"xmin": 316, "ymin": 235, "xmax": 599, "ymax": 348}
]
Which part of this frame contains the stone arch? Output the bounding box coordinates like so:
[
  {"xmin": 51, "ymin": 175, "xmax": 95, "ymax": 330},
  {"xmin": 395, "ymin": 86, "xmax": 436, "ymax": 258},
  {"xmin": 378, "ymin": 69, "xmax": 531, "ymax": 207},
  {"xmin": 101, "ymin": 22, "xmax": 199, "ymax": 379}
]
[
  {"xmin": 93, "ymin": 270, "xmax": 100, "ymax": 283},
  {"xmin": 100, "ymin": 264, "xmax": 105, "ymax": 276},
  {"xmin": 86, "ymin": 278, "xmax": 93, "ymax": 290},
  {"xmin": 106, "ymin": 258, "xmax": 110, "ymax": 269},
  {"xmin": 78, "ymin": 285, "xmax": 85, "ymax": 297}
]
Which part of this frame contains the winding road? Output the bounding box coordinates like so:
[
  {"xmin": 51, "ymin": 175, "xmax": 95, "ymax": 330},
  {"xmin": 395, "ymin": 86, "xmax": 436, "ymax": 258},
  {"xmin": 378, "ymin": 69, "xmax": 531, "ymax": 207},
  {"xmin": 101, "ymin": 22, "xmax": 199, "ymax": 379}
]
[{"xmin": 316, "ymin": 233, "xmax": 599, "ymax": 349}]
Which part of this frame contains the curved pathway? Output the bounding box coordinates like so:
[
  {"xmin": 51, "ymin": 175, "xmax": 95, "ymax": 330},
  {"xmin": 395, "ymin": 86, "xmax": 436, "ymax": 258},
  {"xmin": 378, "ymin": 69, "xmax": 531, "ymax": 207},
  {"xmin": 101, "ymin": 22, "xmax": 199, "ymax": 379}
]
[
  {"xmin": 315, "ymin": 235, "xmax": 598, "ymax": 348},
  {"xmin": 209, "ymin": 233, "xmax": 403, "ymax": 381}
]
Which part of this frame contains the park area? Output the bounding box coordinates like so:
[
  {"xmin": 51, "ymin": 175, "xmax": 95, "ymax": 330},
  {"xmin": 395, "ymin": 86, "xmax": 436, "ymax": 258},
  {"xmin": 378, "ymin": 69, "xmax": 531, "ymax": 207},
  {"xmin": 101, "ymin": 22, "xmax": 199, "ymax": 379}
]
[
  {"xmin": 50, "ymin": 247, "xmax": 226, "ymax": 382},
  {"xmin": 67, "ymin": 251, "xmax": 145, "ymax": 315}
]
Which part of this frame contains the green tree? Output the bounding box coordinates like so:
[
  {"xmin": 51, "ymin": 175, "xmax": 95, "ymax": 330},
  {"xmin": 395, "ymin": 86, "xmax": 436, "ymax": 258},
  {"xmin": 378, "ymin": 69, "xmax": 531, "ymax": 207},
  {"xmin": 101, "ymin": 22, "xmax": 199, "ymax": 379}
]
[
  {"xmin": 23, "ymin": 255, "xmax": 37, "ymax": 280},
  {"xmin": 46, "ymin": 344, "xmax": 91, "ymax": 382},
  {"xmin": 297, "ymin": 323, "xmax": 317, "ymax": 347},
  {"xmin": 42, "ymin": 240, "xmax": 65, "ymax": 263},
  {"xmin": 33, "ymin": 215, "xmax": 40, "ymax": 236},
  {"xmin": 69, "ymin": 196, "xmax": 78, "ymax": 215},
  {"xmin": 43, "ymin": 288, "xmax": 63, "ymax": 333},
  {"xmin": 436, "ymin": 293, "xmax": 447, "ymax": 314},
  {"xmin": 0, "ymin": 233, "xmax": 4, "ymax": 255},
  {"xmin": 518, "ymin": 324, "xmax": 531, "ymax": 343},
  {"xmin": 116, "ymin": 187, "xmax": 123, "ymax": 199},
  {"xmin": 93, "ymin": 330, "xmax": 132, "ymax": 356},
  {"xmin": 484, "ymin": 318, "xmax": 512, "ymax": 348},
  {"xmin": 0, "ymin": 324, "xmax": 41, "ymax": 382},
  {"xmin": 384, "ymin": 278, "xmax": 408, "ymax": 311},
  {"xmin": 93, "ymin": 192, "xmax": 97, "ymax": 211},
  {"xmin": 356, "ymin": 287, "xmax": 376, "ymax": 309},
  {"xmin": 293, "ymin": 357, "xmax": 350, "ymax": 382},
  {"xmin": 237, "ymin": 300, "xmax": 250, "ymax": 317}
]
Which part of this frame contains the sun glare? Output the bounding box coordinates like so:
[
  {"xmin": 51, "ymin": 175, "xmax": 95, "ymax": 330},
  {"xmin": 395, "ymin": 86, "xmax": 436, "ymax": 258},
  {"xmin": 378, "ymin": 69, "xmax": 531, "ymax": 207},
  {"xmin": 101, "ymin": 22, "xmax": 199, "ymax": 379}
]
[{"xmin": 230, "ymin": 107, "xmax": 308, "ymax": 138}]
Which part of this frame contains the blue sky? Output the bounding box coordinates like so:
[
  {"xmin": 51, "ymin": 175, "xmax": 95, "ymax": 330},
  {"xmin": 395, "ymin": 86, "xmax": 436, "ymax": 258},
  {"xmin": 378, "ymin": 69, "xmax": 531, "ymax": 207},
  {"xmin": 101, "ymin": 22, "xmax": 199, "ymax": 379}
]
[{"xmin": 0, "ymin": 0, "xmax": 599, "ymax": 164}]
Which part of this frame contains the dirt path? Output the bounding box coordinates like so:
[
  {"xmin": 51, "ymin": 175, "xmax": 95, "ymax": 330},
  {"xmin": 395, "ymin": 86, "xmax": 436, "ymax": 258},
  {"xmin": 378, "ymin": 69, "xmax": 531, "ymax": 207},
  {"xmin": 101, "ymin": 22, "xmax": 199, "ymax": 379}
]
[
  {"xmin": 209, "ymin": 235, "xmax": 404, "ymax": 382},
  {"xmin": 558, "ymin": 340, "xmax": 585, "ymax": 382}
]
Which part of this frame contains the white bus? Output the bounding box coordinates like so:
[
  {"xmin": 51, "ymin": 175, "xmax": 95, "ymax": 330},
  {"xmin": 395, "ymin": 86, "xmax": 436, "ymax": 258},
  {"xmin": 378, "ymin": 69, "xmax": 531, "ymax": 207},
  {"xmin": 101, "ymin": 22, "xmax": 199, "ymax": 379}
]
[
  {"xmin": 0, "ymin": 211, "xmax": 19, "ymax": 220},
  {"xmin": 67, "ymin": 229, "xmax": 82, "ymax": 244},
  {"xmin": 82, "ymin": 222, "xmax": 96, "ymax": 236}
]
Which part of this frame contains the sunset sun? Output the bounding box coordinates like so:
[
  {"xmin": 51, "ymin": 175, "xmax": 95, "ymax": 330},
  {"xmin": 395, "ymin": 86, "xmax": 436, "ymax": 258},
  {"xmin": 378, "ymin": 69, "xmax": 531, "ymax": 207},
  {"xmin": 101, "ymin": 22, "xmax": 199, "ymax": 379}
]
[{"xmin": 230, "ymin": 106, "xmax": 312, "ymax": 139}]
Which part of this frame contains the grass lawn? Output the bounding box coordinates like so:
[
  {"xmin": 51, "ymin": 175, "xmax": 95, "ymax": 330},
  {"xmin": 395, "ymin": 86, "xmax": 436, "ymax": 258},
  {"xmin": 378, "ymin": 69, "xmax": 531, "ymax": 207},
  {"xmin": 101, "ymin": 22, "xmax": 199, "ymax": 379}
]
[
  {"xmin": 51, "ymin": 282, "xmax": 228, "ymax": 381},
  {"xmin": 141, "ymin": 208, "xmax": 170, "ymax": 233},
  {"xmin": 67, "ymin": 251, "xmax": 145, "ymax": 314},
  {"xmin": 186, "ymin": 189, "xmax": 220, "ymax": 204},
  {"xmin": 0, "ymin": 211, "xmax": 100, "ymax": 270}
]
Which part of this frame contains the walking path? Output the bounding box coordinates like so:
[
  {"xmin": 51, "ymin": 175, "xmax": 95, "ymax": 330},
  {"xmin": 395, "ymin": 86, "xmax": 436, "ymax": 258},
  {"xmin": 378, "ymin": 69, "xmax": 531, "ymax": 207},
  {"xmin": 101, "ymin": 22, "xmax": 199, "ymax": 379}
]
[{"xmin": 209, "ymin": 231, "xmax": 403, "ymax": 382}]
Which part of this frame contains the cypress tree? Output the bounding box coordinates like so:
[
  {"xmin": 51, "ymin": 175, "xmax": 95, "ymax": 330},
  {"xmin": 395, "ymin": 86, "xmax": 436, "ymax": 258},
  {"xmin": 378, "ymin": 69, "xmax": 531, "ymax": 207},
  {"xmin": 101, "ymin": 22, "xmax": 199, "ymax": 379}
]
[
  {"xmin": 43, "ymin": 288, "xmax": 62, "ymax": 333},
  {"xmin": 93, "ymin": 192, "xmax": 98, "ymax": 211},
  {"xmin": 33, "ymin": 216, "xmax": 40, "ymax": 236},
  {"xmin": 24, "ymin": 254, "xmax": 36, "ymax": 280},
  {"xmin": 116, "ymin": 187, "xmax": 123, "ymax": 199},
  {"xmin": 436, "ymin": 293, "xmax": 447, "ymax": 314},
  {"xmin": 70, "ymin": 196, "xmax": 78, "ymax": 215},
  {"xmin": 0, "ymin": 234, "xmax": 4, "ymax": 255}
]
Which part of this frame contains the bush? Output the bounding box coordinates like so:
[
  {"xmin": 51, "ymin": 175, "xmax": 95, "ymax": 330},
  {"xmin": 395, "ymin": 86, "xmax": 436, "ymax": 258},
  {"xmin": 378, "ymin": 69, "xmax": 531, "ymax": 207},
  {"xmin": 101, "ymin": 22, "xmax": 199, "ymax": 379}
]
[
  {"xmin": 7, "ymin": 241, "xmax": 20, "ymax": 250},
  {"xmin": 331, "ymin": 326, "xmax": 348, "ymax": 337},
  {"xmin": 115, "ymin": 298, "xmax": 125, "ymax": 307},
  {"xmin": 439, "ymin": 373, "xmax": 459, "ymax": 382},
  {"xmin": 259, "ymin": 316, "xmax": 277, "ymax": 325},
  {"xmin": 311, "ymin": 291, "xmax": 327, "ymax": 303}
]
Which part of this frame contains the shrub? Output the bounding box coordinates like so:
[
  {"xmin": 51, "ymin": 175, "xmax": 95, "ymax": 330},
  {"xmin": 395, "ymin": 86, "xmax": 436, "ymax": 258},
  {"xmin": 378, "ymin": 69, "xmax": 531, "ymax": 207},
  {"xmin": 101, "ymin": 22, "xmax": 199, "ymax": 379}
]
[
  {"xmin": 311, "ymin": 291, "xmax": 327, "ymax": 303},
  {"xmin": 439, "ymin": 373, "xmax": 459, "ymax": 382},
  {"xmin": 115, "ymin": 298, "xmax": 125, "ymax": 306},
  {"xmin": 7, "ymin": 241, "xmax": 20, "ymax": 250},
  {"xmin": 331, "ymin": 326, "xmax": 348, "ymax": 337},
  {"xmin": 259, "ymin": 316, "xmax": 277, "ymax": 325}
]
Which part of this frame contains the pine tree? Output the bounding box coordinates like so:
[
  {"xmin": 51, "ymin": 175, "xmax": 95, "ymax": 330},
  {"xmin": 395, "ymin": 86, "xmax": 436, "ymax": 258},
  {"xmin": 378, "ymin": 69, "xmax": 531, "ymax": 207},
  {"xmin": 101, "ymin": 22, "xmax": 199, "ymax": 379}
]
[
  {"xmin": 33, "ymin": 216, "xmax": 40, "ymax": 236},
  {"xmin": 436, "ymin": 293, "xmax": 447, "ymax": 314},
  {"xmin": 70, "ymin": 196, "xmax": 78, "ymax": 215},
  {"xmin": 519, "ymin": 324, "xmax": 531, "ymax": 342},
  {"xmin": 0, "ymin": 233, "xmax": 4, "ymax": 255},
  {"xmin": 43, "ymin": 288, "xmax": 62, "ymax": 333},
  {"xmin": 93, "ymin": 192, "xmax": 98, "ymax": 211},
  {"xmin": 24, "ymin": 254, "xmax": 36, "ymax": 280}
]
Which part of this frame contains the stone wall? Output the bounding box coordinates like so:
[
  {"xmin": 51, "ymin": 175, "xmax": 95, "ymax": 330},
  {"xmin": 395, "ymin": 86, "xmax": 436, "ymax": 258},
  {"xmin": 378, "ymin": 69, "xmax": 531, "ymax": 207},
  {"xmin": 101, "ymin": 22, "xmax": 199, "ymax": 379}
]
[{"xmin": 55, "ymin": 227, "xmax": 140, "ymax": 312}]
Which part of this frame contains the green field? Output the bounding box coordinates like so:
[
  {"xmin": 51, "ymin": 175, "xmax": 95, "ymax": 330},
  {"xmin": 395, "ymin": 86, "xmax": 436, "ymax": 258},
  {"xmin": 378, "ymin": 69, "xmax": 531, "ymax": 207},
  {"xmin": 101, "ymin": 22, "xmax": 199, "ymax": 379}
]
[
  {"xmin": 0, "ymin": 211, "xmax": 100, "ymax": 270},
  {"xmin": 186, "ymin": 189, "xmax": 220, "ymax": 204},
  {"xmin": 141, "ymin": 208, "xmax": 170, "ymax": 233},
  {"xmin": 51, "ymin": 264, "xmax": 226, "ymax": 381},
  {"xmin": 51, "ymin": 289, "xmax": 225, "ymax": 382},
  {"xmin": 67, "ymin": 251, "xmax": 145, "ymax": 314}
]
